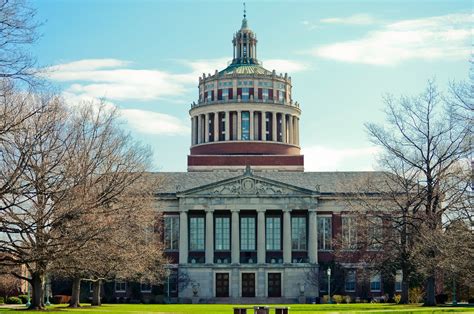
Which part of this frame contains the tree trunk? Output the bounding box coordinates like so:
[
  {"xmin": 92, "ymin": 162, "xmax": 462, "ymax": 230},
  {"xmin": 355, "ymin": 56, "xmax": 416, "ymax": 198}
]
[
  {"xmin": 69, "ymin": 277, "xmax": 81, "ymax": 308},
  {"xmin": 424, "ymin": 275, "xmax": 436, "ymax": 306},
  {"xmin": 400, "ymin": 280, "xmax": 409, "ymax": 304},
  {"xmin": 29, "ymin": 271, "xmax": 45, "ymax": 310},
  {"xmin": 91, "ymin": 280, "xmax": 102, "ymax": 306}
]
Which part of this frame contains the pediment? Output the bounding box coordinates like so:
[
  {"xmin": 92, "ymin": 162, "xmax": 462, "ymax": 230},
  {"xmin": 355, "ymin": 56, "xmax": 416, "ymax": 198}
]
[{"xmin": 179, "ymin": 171, "xmax": 317, "ymax": 197}]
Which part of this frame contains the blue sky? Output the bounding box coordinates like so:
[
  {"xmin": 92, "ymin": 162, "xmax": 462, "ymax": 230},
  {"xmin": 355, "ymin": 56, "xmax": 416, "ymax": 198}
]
[{"xmin": 33, "ymin": 0, "xmax": 471, "ymax": 172}]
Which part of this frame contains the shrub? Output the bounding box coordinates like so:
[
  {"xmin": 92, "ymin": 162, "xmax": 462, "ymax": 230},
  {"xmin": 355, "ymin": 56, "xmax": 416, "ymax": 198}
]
[
  {"xmin": 408, "ymin": 287, "xmax": 425, "ymax": 304},
  {"xmin": 0, "ymin": 297, "xmax": 4, "ymax": 304},
  {"xmin": 344, "ymin": 295, "xmax": 352, "ymax": 303},
  {"xmin": 6, "ymin": 296, "xmax": 22, "ymax": 304},
  {"xmin": 322, "ymin": 294, "xmax": 330, "ymax": 304},
  {"xmin": 18, "ymin": 294, "xmax": 28, "ymax": 304},
  {"xmin": 332, "ymin": 294, "xmax": 343, "ymax": 304},
  {"xmin": 394, "ymin": 294, "xmax": 401, "ymax": 304}
]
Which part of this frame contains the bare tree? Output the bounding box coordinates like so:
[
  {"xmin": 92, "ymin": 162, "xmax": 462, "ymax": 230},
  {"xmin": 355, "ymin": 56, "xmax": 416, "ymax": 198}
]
[
  {"xmin": 0, "ymin": 0, "xmax": 40, "ymax": 85},
  {"xmin": 0, "ymin": 96, "xmax": 156, "ymax": 309},
  {"xmin": 364, "ymin": 80, "xmax": 471, "ymax": 305}
]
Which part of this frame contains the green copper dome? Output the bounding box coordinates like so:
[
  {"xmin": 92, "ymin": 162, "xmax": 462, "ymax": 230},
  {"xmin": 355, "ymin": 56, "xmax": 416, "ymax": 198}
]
[{"xmin": 219, "ymin": 63, "xmax": 272, "ymax": 76}]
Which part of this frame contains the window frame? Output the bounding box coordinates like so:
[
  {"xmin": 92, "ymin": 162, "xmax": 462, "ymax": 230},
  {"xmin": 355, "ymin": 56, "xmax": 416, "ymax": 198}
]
[
  {"xmin": 189, "ymin": 216, "xmax": 205, "ymax": 251},
  {"xmin": 317, "ymin": 216, "xmax": 332, "ymax": 251},
  {"xmin": 291, "ymin": 216, "xmax": 307, "ymax": 251},
  {"xmin": 344, "ymin": 270, "xmax": 356, "ymax": 292},
  {"xmin": 164, "ymin": 215, "xmax": 179, "ymax": 251},
  {"xmin": 240, "ymin": 216, "xmax": 256, "ymax": 251},
  {"xmin": 370, "ymin": 271, "xmax": 382, "ymax": 292},
  {"xmin": 266, "ymin": 216, "xmax": 282, "ymax": 251},
  {"xmin": 214, "ymin": 216, "xmax": 230, "ymax": 251}
]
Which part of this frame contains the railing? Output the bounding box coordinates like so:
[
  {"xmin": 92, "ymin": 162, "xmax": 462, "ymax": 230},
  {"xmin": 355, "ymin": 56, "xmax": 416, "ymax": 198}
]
[{"xmin": 190, "ymin": 97, "xmax": 300, "ymax": 109}]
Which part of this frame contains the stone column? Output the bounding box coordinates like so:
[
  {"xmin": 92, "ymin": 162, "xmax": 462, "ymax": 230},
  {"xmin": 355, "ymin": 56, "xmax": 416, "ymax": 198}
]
[
  {"xmin": 205, "ymin": 209, "xmax": 214, "ymax": 264},
  {"xmin": 237, "ymin": 111, "xmax": 242, "ymax": 140},
  {"xmin": 293, "ymin": 116, "xmax": 297, "ymax": 145},
  {"xmin": 257, "ymin": 209, "xmax": 266, "ymax": 264},
  {"xmin": 204, "ymin": 113, "xmax": 209, "ymax": 143},
  {"xmin": 191, "ymin": 117, "xmax": 195, "ymax": 145},
  {"xmin": 282, "ymin": 114, "xmax": 287, "ymax": 143},
  {"xmin": 249, "ymin": 110, "xmax": 254, "ymax": 140},
  {"xmin": 283, "ymin": 209, "xmax": 292, "ymax": 264},
  {"xmin": 225, "ymin": 111, "xmax": 230, "ymax": 141},
  {"xmin": 288, "ymin": 115, "xmax": 293, "ymax": 145},
  {"xmin": 261, "ymin": 112, "xmax": 266, "ymax": 141},
  {"xmin": 308, "ymin": 209, "xmax": 318, "ymax": 264},
  {"xmin": 197, "ymin": 115, "xmax": 202, "ymax": 144},
  {"xmin": 272, "ymin": 112, "xmax": 277, "ymax": 141},
  {"xmin": 179, "ymin": 211, "xmax": 188, "ymax": 264},
  {"xmin": 231, "ymin": 210, "xmax": 240, "ymax": 264},
  {"xmin": 214, "ymin": 112, "xmax": 219, "ymax": 141},
  {"xmin": 296, "ymin": 117, "xmax": 299, "ymax": 146}
]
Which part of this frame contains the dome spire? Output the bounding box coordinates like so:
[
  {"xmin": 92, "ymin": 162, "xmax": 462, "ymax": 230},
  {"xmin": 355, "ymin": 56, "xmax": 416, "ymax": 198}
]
[{"xmin": 241, "ymin": 2, "xmax": 248, "ymax": 29}]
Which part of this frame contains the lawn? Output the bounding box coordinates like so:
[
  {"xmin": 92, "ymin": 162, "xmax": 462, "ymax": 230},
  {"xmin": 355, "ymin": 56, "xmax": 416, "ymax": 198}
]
[{"xmin": 0, "ymin": 304, "xmax": 473, "ymax": 314}]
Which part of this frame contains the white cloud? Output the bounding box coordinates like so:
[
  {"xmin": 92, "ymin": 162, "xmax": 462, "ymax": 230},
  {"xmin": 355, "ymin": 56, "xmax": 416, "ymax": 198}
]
[
  {"xmin": 302, "ymin": 145, "xmax": 380, "ymax": 171},
  {"xmin": 46, "ymin": 57, "xmax": 307, "ymax": 102},
  {"xmin": 121, "ymin": 109, "xmax": 189, "ymax": 135},
  {"xmin": 61, "ymin": 91, "xmax": 189, "ymax": 136},
  {"xmin": 309, "ymin": 13, "xmax": 470, "ymax": 65},
  {"xmin": 320, "ymin": 14, "xmax": 378, "ymax": 25}
]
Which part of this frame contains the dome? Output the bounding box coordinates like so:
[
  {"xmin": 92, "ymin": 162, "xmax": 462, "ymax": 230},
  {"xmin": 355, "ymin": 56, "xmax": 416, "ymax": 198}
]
[{"xmin": 219, "ymin": 63, "xmax": 272, "ymax": 76}]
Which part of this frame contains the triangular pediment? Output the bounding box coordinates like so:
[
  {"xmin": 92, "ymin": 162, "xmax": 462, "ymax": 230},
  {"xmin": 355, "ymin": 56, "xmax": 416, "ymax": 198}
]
[{"xmin": 179, "ymin": 170, "xmax": 317, "ymax": 197}]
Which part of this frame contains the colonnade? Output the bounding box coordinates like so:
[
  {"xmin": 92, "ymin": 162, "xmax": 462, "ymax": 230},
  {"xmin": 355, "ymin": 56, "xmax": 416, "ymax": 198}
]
[
  {"xmin": 191, "ymin": 110, "xmax": 300, "ymax": 146},
  {"xmin": 178, "ymin": 209, "xmax": 317, "ymax": 265}
]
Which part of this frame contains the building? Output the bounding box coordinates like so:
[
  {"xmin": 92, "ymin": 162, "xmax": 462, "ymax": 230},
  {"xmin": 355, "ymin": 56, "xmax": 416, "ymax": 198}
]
[{"xmin": 149, "ymin": 14, "xmax": 400, "ymax": 303}]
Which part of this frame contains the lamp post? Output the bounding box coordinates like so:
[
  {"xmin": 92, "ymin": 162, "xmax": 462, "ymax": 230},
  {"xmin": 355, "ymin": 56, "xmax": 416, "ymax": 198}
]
[{"xmin": 327, "ymin": 267, "xmax": 332, "ymax": 304}]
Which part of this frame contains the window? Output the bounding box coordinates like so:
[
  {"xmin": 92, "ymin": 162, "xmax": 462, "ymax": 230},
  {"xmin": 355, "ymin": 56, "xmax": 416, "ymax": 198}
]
[
  {"xmin": 222, "ymin": 88, "xmax": 229, "ymax": 100},
  {"xmin": 266, "ymin": 216, "xmax": 281, "ymax": 250},
  {"xmin": 241, "ymin": 88, "xmax": 250, "ymax": 100},
  {"xmin": 140, "ymin": 281, "xmax": 152, "ymax": 293},
  {"xmin": 345, "ymin": 270, "xmax": 356, "ymax": 292},
  {"xmin": 368, "ymin": 217, "xmax": 383, "ymax": 250},
  {"xmin": 262, "ymin": 89, "xmax": 269, "ymax": 100},
  {"xmin": 164, "ymin": 215, "xmax": 179, "ymax": 250},
  {"xmin": 215, "ymin": 217, "xmax": 230, "ymax": 251},
  {"xmin": 318, "ymin": 217, "xmax": 332, "ymax": 250},
  {"xmin": 241, "ymin": 111, "xmax": 250, "ymax": 140},
  {"xmin": 241, "ymin": 217, "xmax": 256, "ymax": 250},
  {"xmin": 189, "ymin": 217, "xmax": 205, "ymax": 251},
  {"xmin": 370, "ymin": 272, "xmax": 381, "ymax": 292},
  {"xmin": 115, "ymin": 280, "xmax": 126, "ymax": 293},
  {"xmin": 291, "ymin": 216, "xmax": 307, "ymax": 250},
  {"xmin": 342, "ymin": 216, "xmax": 357, "ymax": 250},
  {"xmin": 395, "ymin": 270, "xmax": 403, "ymax": 292}
]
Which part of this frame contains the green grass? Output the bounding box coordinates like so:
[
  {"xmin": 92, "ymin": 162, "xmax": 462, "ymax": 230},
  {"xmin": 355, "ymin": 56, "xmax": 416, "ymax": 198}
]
[{"xmin": 0, "ymin": 303, "xmax": 472, "ymax": 314}]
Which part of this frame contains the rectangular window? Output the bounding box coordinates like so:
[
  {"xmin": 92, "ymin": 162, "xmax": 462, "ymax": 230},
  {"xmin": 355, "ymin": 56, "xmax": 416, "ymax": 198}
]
[
  {"xmin": 241, "ymin": 217, "xmax": 256, "ymax": 251},
  {"xmin": 242, "ymin": 88, "xmax": 250, "ymax": 101},
  {"xmin": 370, "ymin": 272, "xmax": 381, "ymax": 292},
  {"xmin": 368, "ymin": 217, "xmax": 383, "ymax": 250},
  {"xmin": 215, "ymin": 217, "xmax": 230, "ymax": 251},
  {"xmin": 266, "ymin": 216, "xmax": 281, "ymax": 250},
  {"xmin": 262, "ymin": 89, "xmax": 269, "ymax": 100},
  {"xmin": 342, "ymin": 216, "xmax": 357, "ymax": 250},
  {"xmin": 317, "ymin": 217, "xmax": 332, "ymax": 251},
  {"xmin": 345, "ymin": 270, "xmax": 356, "ymax": 292},
  {"xmin": 241, "ymin": 111, "xmax": 250, "ymax": 140},
  {"xmin": 189, "ymin": 217, "xmax": 205, "ymax": 251},
  {"xmin": 395, "ymin": 270, "xmax": 403, "ymax": 292},
  {"xmin": 140, "ymin": 281, "xmax": 152, "ymax": 293},
  {"xmin": 291, "ymin": 216, "xmax": 307, "ymax": 250},
  {"xmin": 115, "ymin": 281, "xmax": 126, "ymax": 293},
  {"xmin": 164, "ymin": 215, "xmax": 179, "ymax": 250}
]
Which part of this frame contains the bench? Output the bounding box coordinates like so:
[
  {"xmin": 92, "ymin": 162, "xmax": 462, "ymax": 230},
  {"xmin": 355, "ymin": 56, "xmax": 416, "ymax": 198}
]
[{"xmin": 232, "ymin": 306, "xmax": 290, "ymax": 314}]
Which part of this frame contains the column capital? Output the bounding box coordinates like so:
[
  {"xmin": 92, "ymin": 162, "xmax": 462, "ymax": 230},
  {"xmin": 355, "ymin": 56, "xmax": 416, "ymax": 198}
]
[
  {"xmin": 282, "ymin": 208, "xmax": 292, "ymax": 213},
  {"xmin": 205, "ymin": 208, "xmax": 215, "ymax": 213},
  {"xmin": 256, "ymin": 208, "xmax": 266, "ymax": 213},
  {"xmin": 230, "ymin": 208, "xmax": 240, "ymax": 213},
  {"xmin": 308, "ymin": 209, "xmax": 317, "ymax": 213}
]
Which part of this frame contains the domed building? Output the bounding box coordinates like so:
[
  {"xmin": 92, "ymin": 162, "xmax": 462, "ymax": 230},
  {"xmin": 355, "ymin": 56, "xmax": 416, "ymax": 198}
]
[
  {"xmin": 126, "ymin": 13, "xmax": 397, "ymax": 304},
  {"xmin": 188, "ymin": 14, "xmax": 303, "ymax": 172}
]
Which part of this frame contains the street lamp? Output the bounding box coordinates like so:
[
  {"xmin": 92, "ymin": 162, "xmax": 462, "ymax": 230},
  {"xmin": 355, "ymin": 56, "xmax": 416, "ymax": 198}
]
[{"xmin": 327, "ymin": 267, "xmax": 332, "ymax": 304}]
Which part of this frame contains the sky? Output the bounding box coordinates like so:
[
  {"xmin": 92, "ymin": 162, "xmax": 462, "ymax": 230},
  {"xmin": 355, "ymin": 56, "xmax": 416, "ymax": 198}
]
[{"xmin": 32, "ymin": 0, "xmax": 471, "ymax": 172}]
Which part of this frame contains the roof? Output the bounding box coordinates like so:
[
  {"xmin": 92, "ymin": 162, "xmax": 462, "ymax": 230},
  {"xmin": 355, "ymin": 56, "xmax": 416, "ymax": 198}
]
[
  {"xmin": 149, "ymin": 171, "xmax": 393, "ymax": 195},
  {"xmin": 219, "ymin": 63, "xmax": 272, "ymax": 76}
]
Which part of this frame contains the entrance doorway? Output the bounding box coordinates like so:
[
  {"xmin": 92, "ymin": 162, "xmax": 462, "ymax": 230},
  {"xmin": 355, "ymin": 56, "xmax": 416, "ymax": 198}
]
[
  {"xmin": 241, "ymin": 273, "xmax": 255, "ymax": 297},
  {"xmin": 215, "ymin": 273, "xmax": 229, "ymax": 297},
  {"xmin": 267, "ymin": 273, "xmax": 281, "ymax": 297}
]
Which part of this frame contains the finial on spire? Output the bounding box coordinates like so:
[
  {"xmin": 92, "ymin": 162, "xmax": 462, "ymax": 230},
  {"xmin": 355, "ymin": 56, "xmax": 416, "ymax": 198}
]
[{"xmin": 243, "ymin": 2, "xmax": 246, "ymax": 18}]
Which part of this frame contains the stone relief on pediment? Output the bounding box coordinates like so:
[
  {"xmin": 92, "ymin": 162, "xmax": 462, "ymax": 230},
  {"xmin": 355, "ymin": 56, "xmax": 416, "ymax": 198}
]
[{"xmin": 191, "ymin": 178, "xmax": 296, "ymax": 196}]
